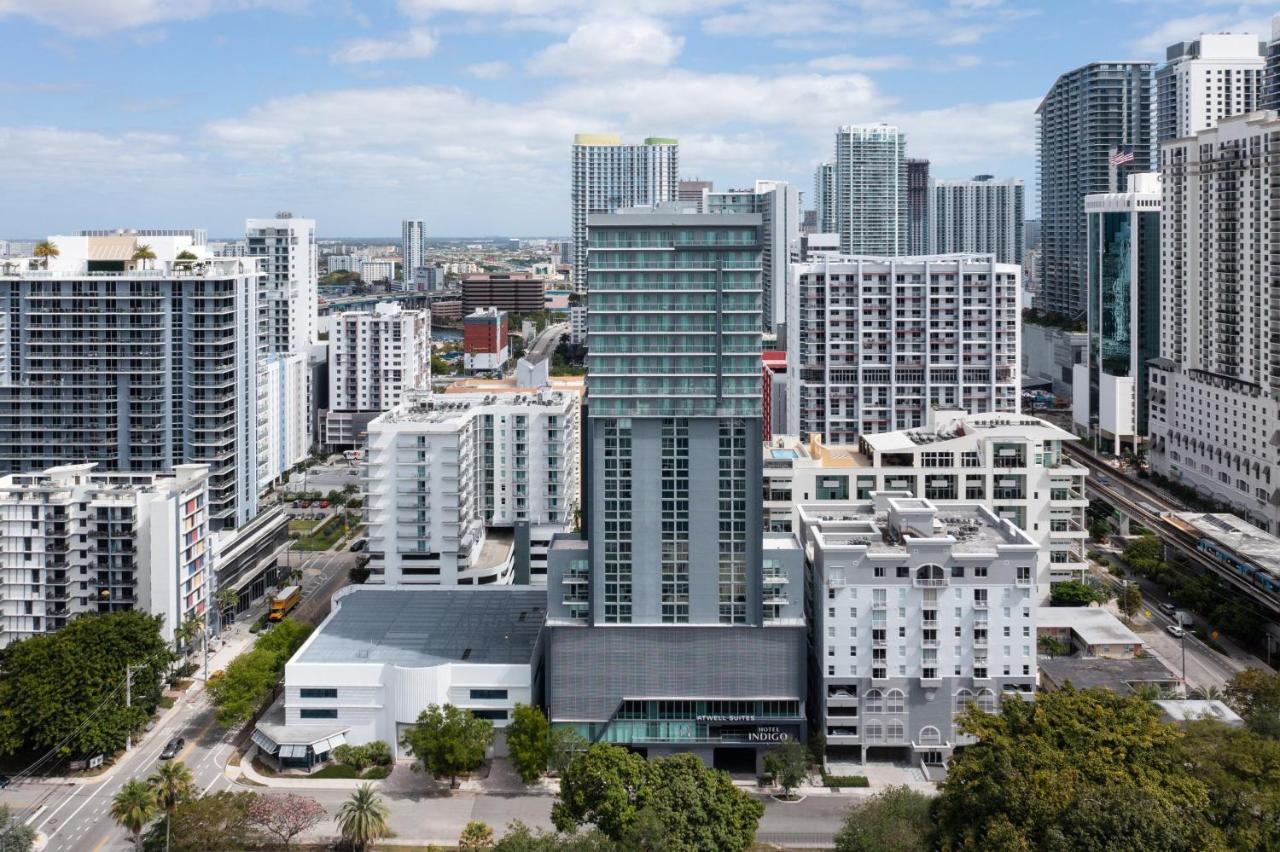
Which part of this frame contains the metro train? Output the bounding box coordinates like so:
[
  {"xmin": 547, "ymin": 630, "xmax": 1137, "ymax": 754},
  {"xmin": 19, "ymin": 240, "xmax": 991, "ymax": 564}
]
[{"xmin": 1163, "ymin": 514, "xmax": 1280, "ymax": 598}]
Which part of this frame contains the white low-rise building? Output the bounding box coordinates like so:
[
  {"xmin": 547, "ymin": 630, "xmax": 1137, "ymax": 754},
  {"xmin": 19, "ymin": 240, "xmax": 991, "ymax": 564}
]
[
  {"xmin": 254, "ymin": 585, "xmax": 545, "ymax": 766},
  {"xmin": 0, "ymin": 463, "xmax": 212, "ymax": 646},
  {"xmin": 359, "ymin": 259, "xmax": 396, "ymax": 284},
  {"xmin": 797, "ymin": 493, "xmax": 1039, "ymax": 767},
  {"xmin": 365, "ymin": 389, "xmax": 579, "ymax": 585},
  {"xmin": 765, "ymin": 409, "xmax": 1089, "ymax": 598}
]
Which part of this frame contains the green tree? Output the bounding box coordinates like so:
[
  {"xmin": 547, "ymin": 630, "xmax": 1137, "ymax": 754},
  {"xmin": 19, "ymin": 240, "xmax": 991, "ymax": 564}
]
[
  {"xmin": 1179, "ymin": 720, "xmax": 1280, "ymax": 850},
  {"xmin": 553, "ymin": 745, "xmax": 762, "ymax": 852},
  {"xmin": 547, "ymin": 725, "xmax": 588, "ymax": 775},
  {"xmin": 33, "ymin": 240, "xmax": 58, "ymax": 269},
  {"xmin": 834, "ymin": 785, "xmax": 934, "ymax": 852},
  {"xmin": 0, "ymin": 610, "xmax": 173, "ymax": 758},
  {"xmin": 553, "ymin": 744, "xmax": 649, "ymax": 840},
  {"xmin": 246, "ymin": 793, "xmax": 327, "ymax": 849},
  {"xmin": 112, "ymin": 779, "xmax": 160, "ymax": 852},
  {"xmin": 460, "ymin": 820, "xmax": 496, "ymax": 851},
  {"xmin": 1037, "ymin": 634, "xmax": 1069, "ymax": 658},
  {"xmin": 1048, "ymin": 580, "xmax": 1106, "ymax": 608},
  {"xmin": 763, "ymin": 737, "xmax": 809, "ymax": 797},
  {"xmin": 933, "ymin": 686, "xmax": 1219, "ymax": 851},
  {"xmin": 144, "ymin": 791, "xmax": 258, "ymax": 852},
  {"xmin": 1116, "ymin": 582, "xmax": 1142, "ymax": 621},
  {"xmin": 131, "ymin": 244, "xmax": 157, "ymax": 270},
  {"xmin": 506, "ymin": 704, "xmax": 551, "ymax": 784},
  {"xmin": 400, "ymin": 703, "xmax": 494, "ymax": 788},
  {"xmin": 1224, "ymin": 667, "xmax": 1280, "ymax": 737},
  {"xmin": 619, "ymin": 806, "xmax": 669, "ymax": 852},
  {"xmin": 207, "ymin": 619, "xmax": 312, "ymax": 725},
  {"xmin": 148, "ymin": 760, "xmax": 194, "ymax": 852},
  {"xmin": 0, "ymin": 805, "xmax": 37, "ymax": 852},
  {"xmin": 493, "ymin": 820, "xmax": 616, "ymax": 851},
  {"xmin": 337, "ymin": 783, "xmax": 390, "ymax": 852},
  {"xmin": 173, "ymin": 616, "xmax": 202, "ymax": 659}
]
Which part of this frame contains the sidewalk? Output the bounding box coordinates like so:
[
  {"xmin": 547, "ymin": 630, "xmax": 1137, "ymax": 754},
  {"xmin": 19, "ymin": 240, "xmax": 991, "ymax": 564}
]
[{"xmin": 233, "ymin": 745, "xmax": 389, "ymax": 791}]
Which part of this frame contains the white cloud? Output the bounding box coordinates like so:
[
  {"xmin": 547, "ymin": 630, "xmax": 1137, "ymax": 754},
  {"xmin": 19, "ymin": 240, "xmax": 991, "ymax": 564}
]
[
  {"xmin": 939, "ymin": 24, "xmax": 992, "ymax": 45},
  {"xmin": 887, "ymin": 97, "xmax": 1038, "ymax": 169},
  {"xmin": 397, "ymin": 0, "xmax": 731, "ymax": 19},
  {"xmin": 334, "ymin": 28, "xmax": 437, "ymax": 64},
  {"xmin": 465, "ymin": 61, "xmax": 511, "ymax": 79},
  {"xmin": 807, "ymin": 54, "xmax": 910, "ymax": 72},
  {"xmin": 0, "ymin": 0, "xmax": 301, "ymax": 35},
  {"xmin": 528, "ymin": 17, "xmax": 683, "ymax": 75},
  {"xmin": 0, "ymin": 126, "xmax": 186, "ymax": 180}
]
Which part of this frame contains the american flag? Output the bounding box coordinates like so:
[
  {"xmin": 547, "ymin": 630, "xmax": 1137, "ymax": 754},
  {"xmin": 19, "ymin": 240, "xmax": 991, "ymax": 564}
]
[{"xmin": 1109, "ymin": 146, "xmax": 1135, "ymax": 166}]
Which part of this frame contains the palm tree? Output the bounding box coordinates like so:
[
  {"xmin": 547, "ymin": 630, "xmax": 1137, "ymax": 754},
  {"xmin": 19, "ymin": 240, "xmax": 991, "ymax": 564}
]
[
  {"xmin": 111, "ymin": 779, "xmax": 159, "ymax": 852},
  {"xmin": 132, "ymin": 244, "xmax": 157, "ymax": 270},
  {"xmin": 338, "ymin": 783, "xmax": 391, "ymax": 852},
  {"xmin": 148, "ymin": 760, "xmax": 194, "ymax": 852},
  {"xmin": 33, "ymin": 240, "xmax": 58, "ymax": 269},
  {"xmin": 1192, "ymin": 684, "xmax": 1225, "ymax": 701},
  {"xmin": 174, "ymin": 615, "xmax": 202, "ymax": 659}
]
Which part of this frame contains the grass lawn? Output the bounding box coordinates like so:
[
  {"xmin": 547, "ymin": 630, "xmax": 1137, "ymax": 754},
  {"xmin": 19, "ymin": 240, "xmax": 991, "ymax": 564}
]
[
  {"xmin": 294, "ymin": 514, "xmax": 356, "ymax": 551},
  {"xmin": 288, "ymin": 518, "xmax": 318, "ymax": 535}
]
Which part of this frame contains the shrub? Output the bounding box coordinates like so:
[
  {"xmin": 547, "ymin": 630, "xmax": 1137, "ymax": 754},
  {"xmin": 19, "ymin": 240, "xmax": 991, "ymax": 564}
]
[{"xmin": 821, "ymin": 773, "xmax": 870, "ymax": 788}]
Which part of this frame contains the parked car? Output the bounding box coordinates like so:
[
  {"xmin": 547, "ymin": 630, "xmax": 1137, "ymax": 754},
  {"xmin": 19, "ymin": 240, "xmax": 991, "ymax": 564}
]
[
  {"xmin": 0, "ymin": 775, "xmax": 11, "ymax": 789},
  {"xmin": 160, "ymin": 737, "xmax": 185, "ymax": 760},
  {"xmin": 350, "ymin": 539, "xmax": 367, "ymax": 552},
  {"xmin": 1166, "ymin": 624, "xmax": 1185, "ymax": 639},
  {"xmin": 1158, "ymin": 602, "xmax": 1177, "ymax": 616},
  {"xmin": 319, "ymin": 500, "xmax": 330, "ymax": 509}
]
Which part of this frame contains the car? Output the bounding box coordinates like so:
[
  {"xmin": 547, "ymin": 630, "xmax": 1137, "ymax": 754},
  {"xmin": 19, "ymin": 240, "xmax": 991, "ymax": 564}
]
[
  {"xmin": 1095, "ymin": 475, "xmax": 1112, "ymax": 486},
  {"xmin": 350, "ymin": 539, "xmax": 367, "ymax": 552},
  {"xmin": 1166, "ymin": 624, "xmax": 1186, "ymax": 639},
  {"xmin": 1158, "ymin": 602, "xmax": 1177, "ymax": 616},
  {"xmin": 160, "ymin": 737, "xmax": 185, "ymax": 760},
  {"xmin": 0, "ymin": 775, "xmax": 10, "ymax": 789}
]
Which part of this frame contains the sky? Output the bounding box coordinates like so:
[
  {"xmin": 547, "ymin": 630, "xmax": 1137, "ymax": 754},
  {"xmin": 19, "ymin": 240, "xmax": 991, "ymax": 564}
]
[{"xmin": 0, "ymin": 0, "xmax": 1274, "ymax": 238}]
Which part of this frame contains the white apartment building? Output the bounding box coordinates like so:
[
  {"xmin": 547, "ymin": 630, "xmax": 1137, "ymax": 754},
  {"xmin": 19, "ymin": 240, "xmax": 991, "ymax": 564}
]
[
  {"xmin": 0, "ymin": 233, "xmax": 261, "ymax": 528},
  {"xmin": 765, "ymin": 410, "xmax": 1089, "ymax": 596},
  {"xmin": 359, "ymin": 259, "xmax": 396, "ymax": 284},
  {"xmin": 324, "ymin": 303, "xmax": 431, "ymax": 448},
  {"xmin": 327, "ymin": 255, "xmax": 360, "ymax": 274},
  {"xmin": 797, "ymin": 493, "xmax": 1039, "ymax": 766},
  {"xmin": 1156, "ymin": 33, "xmax": 1265, "ymax": 142},
  {"xmin": 569, "ymin": 133, "xmax": 679, "ymax": 291},
  {"xmin": 569, "ymin": 305, "xmax": 588, "ymax": 345},
  {"xmin": 401, "ymin": 219, "xmax": 426, "ymax": 277},
  {"xmin": 704, "ymin": 180, "xmax": 801, "ymax": 335},
  {"xmin": 834, "ymin": 125, "xmax": 907, "ymax": 256},
  {"xmin": 246, "ymin": 215, "xmax": 317, "ymax": 355},
  {"xmin": 1149, "ymin": 113, "xmax": 1280, "ymax": 532},
  {"xmin": 258, "ymin": 352, "xmax": 310, "ymax": 490},
  {"xmin": 0, "ymin": 464, "xmax": 211, "ymax": 647},
  {"xmin": 364, "ymin": 390, "xmax": 579, "ymax": 585},
  {"xmin": 787, "ymin": 255, "xmax": 1021, "ymax": 442},
  {"xmin": 928, "ymin": 176, "xmax": 1025, "ymax": 266}
]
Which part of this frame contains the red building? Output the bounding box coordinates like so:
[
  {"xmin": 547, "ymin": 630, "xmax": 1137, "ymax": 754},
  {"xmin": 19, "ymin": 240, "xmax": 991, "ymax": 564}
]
[
  {"xmin": 463, "ymin": 307, "xmax": 509, "ymax": 373},
  {"xmin": 762, "ymin": 349, "xmax": 787, "ymax": 441}
]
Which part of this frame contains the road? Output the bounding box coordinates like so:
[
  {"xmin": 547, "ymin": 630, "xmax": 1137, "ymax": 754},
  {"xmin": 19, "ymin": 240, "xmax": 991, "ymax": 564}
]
[{"xmin": 524, "ymin": 321, "xmax": 569, "ymax": 364}]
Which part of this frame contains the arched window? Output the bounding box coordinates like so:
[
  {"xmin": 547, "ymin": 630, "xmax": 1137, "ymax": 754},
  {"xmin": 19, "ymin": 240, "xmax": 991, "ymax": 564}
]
[
  {"xmin": 919, "ymin": 725, "xmax": 942, "ymax": 746},
  {"xmin": 865, "ymin": 720, "xmax": 883, "ymax": 742},
  {"xmin": 885, "ymin": 688, "xmax": 905, "ymax": 713},
  {"xmin": 976, "ymin": 688, "xmax": 997, "ymax": 714},
  {"xmin": 915, "ymin": 564, "xmax": 945, "ymax": 586},
  {"xmin": 864, "ymin": 689, "xmax": 883, "ymax": 713},
  {"xmin": 887, "ymin": 721, "xmax": 905, "ymax": 742},
  {"xmin": 953, "ymin": 688, "xmax": 974, "ymax": 714}
]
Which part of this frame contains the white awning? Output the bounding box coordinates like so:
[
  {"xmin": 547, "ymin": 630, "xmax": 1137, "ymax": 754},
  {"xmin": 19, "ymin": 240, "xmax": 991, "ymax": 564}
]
[
  {"xmin": 280, "ymin": 744, "xmax": 308, "ymax": 759},
  {"xmin": 251, "ymin": 730, "xmax": 279, "ymax": 755},
  {"xmin": 315, "ymin": 732, "xmax": 347, "ymax": 753}
]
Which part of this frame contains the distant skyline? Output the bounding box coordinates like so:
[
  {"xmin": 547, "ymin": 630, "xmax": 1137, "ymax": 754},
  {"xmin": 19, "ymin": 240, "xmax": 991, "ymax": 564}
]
[{"xmin": 0, "ymin": 0, "xmax": 1271, "ymax": 238}]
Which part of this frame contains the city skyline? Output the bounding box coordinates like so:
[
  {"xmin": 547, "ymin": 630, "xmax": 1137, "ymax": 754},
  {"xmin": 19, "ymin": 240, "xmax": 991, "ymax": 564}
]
[{"xmin": 0, "ymin": 0, "xmax": 1265, "ymax": 237}]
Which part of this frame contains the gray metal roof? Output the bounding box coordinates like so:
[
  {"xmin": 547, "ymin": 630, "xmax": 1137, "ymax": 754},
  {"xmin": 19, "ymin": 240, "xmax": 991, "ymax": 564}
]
[{"xmin": 298, "ymin": 587, "xmax": 546, "ymax": 667}]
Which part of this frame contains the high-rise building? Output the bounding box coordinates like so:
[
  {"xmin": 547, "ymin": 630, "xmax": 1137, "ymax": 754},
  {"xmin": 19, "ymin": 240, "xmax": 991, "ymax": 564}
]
[
  {"xmin": 787, "ymin": 255, "xmax": 1021, "ymax": 442},
  {"xmin": 813, "ymin": 161, "xmax": 837, "ymax": 235},
  {"xmin": 704, "ymin": 181, "xmax": 801, "ymax": 335},
  {"xmin": 906, "ymin": 158, "xmax": 930, "ymax": 255},
  {"xmin": 1266, "ymin": 14, "xmax": 1280, "ymax": 110},
  {"xmin": 834, "ymin": 125, "xmax": 907, "ymax": 256},
  {"xmin": 569, "ymin": 134, "xmax": 679, "ymax": 291},
  {"xmin": 1157, "ymin": 33, "xmax": 1265, "ymax": 142},
  {"xmin": 798, "ymin": 493, "xmax": 1039, "ymax": 764},
  {"xmin": 0, "ymin": 463, "xmax": 211, "ymax": 647},
  {"xmin": 401, "ymin": 219, "xmax": 426, "ymax": 278},
  {"xmin": 0, "ymin": 234, "xmax": 260, "ymax": 528},
  {"xmin": 764, "ymin": 410, "xmax": 1090, "ymax": 596},
  {"xmin": 365, "ymin": 389, "xmax": 579, "ymax": 585},
  {"xmin": 1073, "ymin": 172, "xmax": 1161, "ymax": 454},
  {"xmin": 1037, "ymin": 62, "xmax": 1154, "ymax": 318},
  {"xmin": 324, "ymin": 302, "xmax": 432, "ymax": 448},
  {"xmin": 543, "ymin": 209, "xmax": 807, "ymax": 770},
  {"xmin": 1148, "ymin": 113, "xmax": 1280, "ymax": 532},
  {"xmin": 258, "ymin": 352, "xmax": 310, "ymax": 491},
  {"xmin": 358, "ymin": 259, "xmax": 396, "ymax": 284},
  {"xmin": 246, "ymin": 214, "xmax": 317, "ymax": 355},
  {"xmin": 928, "ymin": 176, "xmax": 1026, "ymax": 265}
]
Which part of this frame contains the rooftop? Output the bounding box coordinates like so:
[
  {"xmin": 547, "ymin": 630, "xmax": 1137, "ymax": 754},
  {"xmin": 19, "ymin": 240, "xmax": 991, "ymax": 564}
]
[
  {"xmin": 1169, "ymin": 512, "xmax": 1280, "ymax": 579},
  {"xmin": 373, "ymin": 388, "xmax": 573, "ymax": 427},
  {"xmin": 1038, "ymin": 655, "xmax": 1178, "ymax": 694},
  {"xmin": 296, "ymin": 587, "xmax": 546, "ymax": 668},
  {"xmin": 1037, "ymin": 607, "xmax": 1143, "ymax": 647},
  {"xmin": 797, "ymin": 494, "xmax": 1038, "ymax": 555},
  {"xmin": 1154, "ymin": 699, "xmax": 1244, "ymax": 726}
]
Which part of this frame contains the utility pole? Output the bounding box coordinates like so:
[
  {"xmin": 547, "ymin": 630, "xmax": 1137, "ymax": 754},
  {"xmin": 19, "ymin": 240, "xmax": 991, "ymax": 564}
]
[{"xmin": 124, "ymin": 663, "xmax": 147, "ymax": 752}]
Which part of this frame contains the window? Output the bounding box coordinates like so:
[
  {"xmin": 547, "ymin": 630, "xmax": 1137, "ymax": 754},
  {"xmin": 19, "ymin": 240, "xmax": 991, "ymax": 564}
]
[
  {"xmin": 887, "ymin": 721, "xmax": 905, "ymax": 742},
  {"xmin": 300, "ymin": 708, "xmax": 338, "ymax": 720},
  {"xmin": 470, "ymin": 689, "xmax": 508, "ymax": 700},
  {"xmin": 918, "ymin": 725, "xmax": 942, "ymax": 746},
  {"xmin": 863, "ymin": 689, "xmax": 883, "ymax": 713},
  {"xmin": 300, "ymin": 688, "xmax": 337, "ymax": 699},
  {"xmin": 976, "ymin": 689, "xmax": 997, "ymax": 713},
  {"xmin": 954, "ymin": 688, "xmax": 974, "ymax": 714},
  {"xmin": 885, "ymin": 689, "xmax": 905, "ymax": 713},
  {"xmin": 471, "ymin": 709, "xmax": 508, "ymax": 721},
  {"xmin": 865, "ymin": 720, "xmax": 883, "ymax": 742}
]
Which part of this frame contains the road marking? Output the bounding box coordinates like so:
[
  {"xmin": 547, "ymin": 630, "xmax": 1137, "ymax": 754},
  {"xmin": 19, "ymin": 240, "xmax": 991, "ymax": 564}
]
[
  {"xmin": 177, "ymin": 714, "xmax": 220, "ymax": 763},
  {"xmin": 23, "ymin": 804, "xmax": 46, "ymax": 825},
  {"xmin": 89, "ymin": 832, "xmax": 111, "ymax": 851}
]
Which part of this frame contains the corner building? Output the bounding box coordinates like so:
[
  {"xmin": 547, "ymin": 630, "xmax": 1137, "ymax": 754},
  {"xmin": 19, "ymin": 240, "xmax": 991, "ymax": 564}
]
[{"xmin": 544, "ymin": 209, "xmax": 807, "ymax": 773}]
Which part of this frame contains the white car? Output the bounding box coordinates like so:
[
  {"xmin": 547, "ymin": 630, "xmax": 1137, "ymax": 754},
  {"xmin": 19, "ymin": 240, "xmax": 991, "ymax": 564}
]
[{"xmin": 1166, "ymin": 624, "xmax": 1186, "ymax": 639}]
